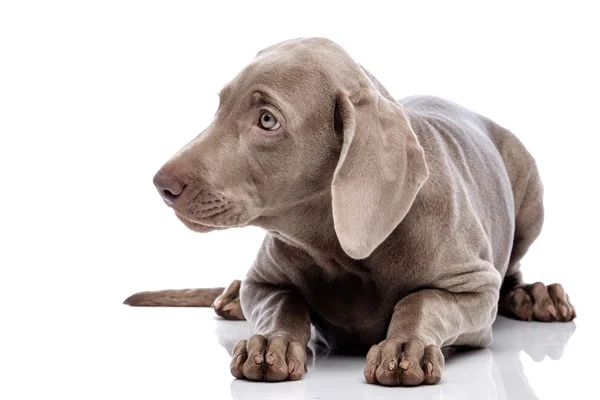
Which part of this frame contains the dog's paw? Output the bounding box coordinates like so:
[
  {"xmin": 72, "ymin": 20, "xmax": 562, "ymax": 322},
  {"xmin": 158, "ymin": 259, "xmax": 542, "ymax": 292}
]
[
  {"xmin": 364, "ymin": 338, "xmax": 444, "ymax": 386},
  {"xmin": 503, "ymin": 282, "xmax": 576, "ymax": 322},
  {"xmin": 212, "ymin": 279, "xmax": 245, "ymax": 320},
  {"xmin": 230, "ymin": 334, "xmax": 307, "ymax": 382}
]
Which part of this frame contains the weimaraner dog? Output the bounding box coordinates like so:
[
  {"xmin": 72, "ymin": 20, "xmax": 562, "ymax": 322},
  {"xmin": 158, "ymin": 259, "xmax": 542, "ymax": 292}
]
[{"xmin": 125, "ymin": 37, "xmax": 576, "ymax": 386}]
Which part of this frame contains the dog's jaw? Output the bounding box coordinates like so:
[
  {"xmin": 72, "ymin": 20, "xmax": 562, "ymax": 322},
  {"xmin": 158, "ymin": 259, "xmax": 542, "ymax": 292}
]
[{"xmin": 175, "ymin": 212, "xmax": 223, "ymax": 232}]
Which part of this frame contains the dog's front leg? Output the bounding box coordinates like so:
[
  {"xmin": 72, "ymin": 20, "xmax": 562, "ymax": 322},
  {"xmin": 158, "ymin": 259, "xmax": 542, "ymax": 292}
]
[
  {"xmin": 364, "ymin": 265, "xmax": 501, "ymax": 386},
  {"xmin": 229, "ymin": 279, "xmax": 311, "ymax": 382}
]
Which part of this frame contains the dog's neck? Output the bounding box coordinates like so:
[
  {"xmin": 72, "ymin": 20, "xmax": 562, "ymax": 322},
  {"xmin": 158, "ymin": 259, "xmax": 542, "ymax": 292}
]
[{"xmin": 253, "ymin": 191, "xmax": 348, "ymax": 260}]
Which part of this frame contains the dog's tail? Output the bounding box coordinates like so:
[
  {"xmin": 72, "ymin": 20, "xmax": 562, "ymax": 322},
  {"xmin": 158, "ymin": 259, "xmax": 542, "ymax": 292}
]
[
  {"xmin": 123, "ymin": 287, "xmax": 224, "ymax": 307},
  {"xmin": 123, "ymin": 280, "xmax": 243, "ymax": 321}
]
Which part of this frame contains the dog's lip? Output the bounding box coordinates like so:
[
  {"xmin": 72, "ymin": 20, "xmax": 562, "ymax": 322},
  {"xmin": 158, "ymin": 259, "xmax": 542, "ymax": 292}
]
[
  {"xmin": 174, "ymin": 211, "xmax": 231, "ymax": 229},
  {"xmin": 175, "ymin": 212, "xmax": 209, "ymax": 227},
  {"xmin": 162, "ymin": 199, "xmax": 175, "ymax": 208}
]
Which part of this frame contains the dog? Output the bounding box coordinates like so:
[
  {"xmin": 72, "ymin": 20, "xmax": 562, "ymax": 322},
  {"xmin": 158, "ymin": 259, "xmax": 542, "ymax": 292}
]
[{"xmin": 124, "ymin": 37, "xmax": 576, "ymax": 386}]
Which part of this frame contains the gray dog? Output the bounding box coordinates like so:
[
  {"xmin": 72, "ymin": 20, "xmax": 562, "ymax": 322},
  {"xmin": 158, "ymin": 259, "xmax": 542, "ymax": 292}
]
[{"xmin": 125, "ymin": 38, "xmax": 576, "ymax": 386}]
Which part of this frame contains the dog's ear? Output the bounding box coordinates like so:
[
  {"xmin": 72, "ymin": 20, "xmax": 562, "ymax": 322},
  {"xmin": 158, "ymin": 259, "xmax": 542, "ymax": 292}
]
[{"xmin": 331, "ymin": 89, "xmax": 429, "ymax": 259}]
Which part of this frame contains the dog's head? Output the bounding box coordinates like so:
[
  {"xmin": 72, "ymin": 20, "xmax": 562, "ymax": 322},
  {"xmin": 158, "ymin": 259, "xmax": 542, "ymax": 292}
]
[{"xmin": 154, "ymin": 38, "xmax": 428, "ymax": 259}]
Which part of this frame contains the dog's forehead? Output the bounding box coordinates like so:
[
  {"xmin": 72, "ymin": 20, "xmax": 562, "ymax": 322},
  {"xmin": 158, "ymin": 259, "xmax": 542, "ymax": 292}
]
[
  {"xmin": 256, "ymin": 37, "xmax": 347, "ymax": 60},
  {"xmin": 254, "ymin": 38, "xmax": 357, "ymax": 80},
  {"xmin": 223, "ymin": 38, "xmax": 361, "ymax": 98}
]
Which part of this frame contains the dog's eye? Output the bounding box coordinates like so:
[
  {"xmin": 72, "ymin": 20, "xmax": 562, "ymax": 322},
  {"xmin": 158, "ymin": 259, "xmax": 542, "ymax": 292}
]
[{"xmin": 259, "ymin": 111, "xmax": 280, "ymax": 130}]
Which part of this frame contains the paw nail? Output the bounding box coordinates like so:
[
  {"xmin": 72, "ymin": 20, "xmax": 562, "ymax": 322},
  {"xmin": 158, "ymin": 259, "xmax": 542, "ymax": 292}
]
[
  {"xmin": 288, "ymin": 360, "xmax": 296, "ymax": 374},
  {"xmin": 388, "ymin": 360, "xmax": 396, "ymax": 371},
  {"xmin": 548, "ymin": 305, "xmax": 557, "ymax": 318},
  {"xmin": 425, "ymin": 362, "xmax": 433, "ymax": 376},
  {"xmin": 560, "ymin": 305, "xmax": 568, "ymax": 317},
  {"xmin": 235, "ymin": 354, "xmax": 243, "ymax": 367},
  {"xmin": 253, "ymin": 354, "xmax": 263, "ymax": 365},
  {"xmin": 399, "ymin": 359, "xmax": 410, "ymax": 370},
  {"xmin": 266, "ymin": 353, "xmax": 275, "ymax": 365}
]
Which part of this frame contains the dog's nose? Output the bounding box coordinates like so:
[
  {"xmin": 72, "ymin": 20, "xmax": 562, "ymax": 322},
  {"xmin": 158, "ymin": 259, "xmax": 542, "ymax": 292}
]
[{"xmin": 153, "ymin": 170, "xmax": 185, "ymax": 204}]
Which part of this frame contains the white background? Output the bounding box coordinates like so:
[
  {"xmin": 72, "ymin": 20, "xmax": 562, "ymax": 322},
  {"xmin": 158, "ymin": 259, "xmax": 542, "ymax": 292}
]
[{"xmin": 1, "ymin": 1, "xmax": 599, "ymax": 399}]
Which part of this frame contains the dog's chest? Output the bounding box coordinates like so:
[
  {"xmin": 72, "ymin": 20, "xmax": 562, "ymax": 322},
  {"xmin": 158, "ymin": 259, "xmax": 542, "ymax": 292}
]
[{"xmin": 293, "ymin": 262, "xmax": 401, "ymax": 351}]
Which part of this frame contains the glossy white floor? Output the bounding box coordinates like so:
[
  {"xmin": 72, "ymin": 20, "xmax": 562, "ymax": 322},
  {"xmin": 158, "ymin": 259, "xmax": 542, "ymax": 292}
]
[
  {"xmin": 16, "ymin": 304, "xmax": 585, "ymax": 400},
  {"xmin": 2, "ymin": 294, "xmax": 596, "ymax": 400}
]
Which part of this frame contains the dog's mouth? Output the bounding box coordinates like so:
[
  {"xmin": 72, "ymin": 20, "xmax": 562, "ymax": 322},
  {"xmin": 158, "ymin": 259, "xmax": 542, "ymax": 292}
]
[
  {"xmin": 175, "ymin": 212, "xmax": 226, "ymax": 233},
  {"xmin": 166, "ymin": 188, "xmax": 258, "ymax": 232}
]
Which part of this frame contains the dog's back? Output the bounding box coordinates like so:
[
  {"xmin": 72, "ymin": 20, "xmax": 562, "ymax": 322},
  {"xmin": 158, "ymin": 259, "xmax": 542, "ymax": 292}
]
[{"xmin": 401, "ymin": 94, "xmax": 543, "ymax": 289}]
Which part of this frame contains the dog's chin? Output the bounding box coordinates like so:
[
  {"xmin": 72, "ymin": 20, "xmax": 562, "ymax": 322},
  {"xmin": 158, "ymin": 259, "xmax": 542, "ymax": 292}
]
[{"xmin": 175, "ymin": 213, "xmax": 225, "ymax": 233}]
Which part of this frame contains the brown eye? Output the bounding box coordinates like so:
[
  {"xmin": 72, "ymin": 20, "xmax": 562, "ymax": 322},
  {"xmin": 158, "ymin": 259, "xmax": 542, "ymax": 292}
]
[{"xmin": 259, "ymin": 111, "xmax": 280, "ymax": 130}]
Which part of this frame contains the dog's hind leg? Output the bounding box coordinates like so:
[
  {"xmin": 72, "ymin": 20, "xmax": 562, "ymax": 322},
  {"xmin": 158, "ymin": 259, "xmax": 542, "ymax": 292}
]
[
  {"xmin": 212, "ymin": 279, "xmax": 245, "ymax": 320},
  {"xmin": 498, "ymin": 157, "xmax": 576, "ymax": 322}
]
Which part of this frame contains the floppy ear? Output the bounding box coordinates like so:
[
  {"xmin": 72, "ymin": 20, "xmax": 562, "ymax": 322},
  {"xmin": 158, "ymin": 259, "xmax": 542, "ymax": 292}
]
[{"xmin": 331, "ymin": 89, "xmax": 429, "ymax": 259}]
